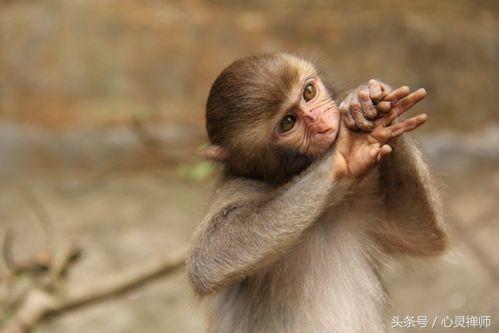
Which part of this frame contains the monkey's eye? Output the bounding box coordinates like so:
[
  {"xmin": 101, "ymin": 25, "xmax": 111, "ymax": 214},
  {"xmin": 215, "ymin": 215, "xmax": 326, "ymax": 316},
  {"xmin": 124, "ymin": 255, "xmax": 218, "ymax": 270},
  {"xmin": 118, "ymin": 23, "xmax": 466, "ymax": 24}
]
[
  {"xmin": 303, "ymin": 83, "xmax": 317, "ymax": 102},
  {"xmin": 279, "ymin": 115, "xmax": 296, "ymax": 133}
]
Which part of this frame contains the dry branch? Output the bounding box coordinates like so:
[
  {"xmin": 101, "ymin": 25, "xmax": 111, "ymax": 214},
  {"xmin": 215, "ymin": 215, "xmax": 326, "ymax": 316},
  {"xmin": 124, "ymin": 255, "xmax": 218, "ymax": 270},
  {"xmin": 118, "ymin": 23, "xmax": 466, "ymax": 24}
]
[
  {"xmin": 1, "ymin": 245, "xmax": 185, "ymax": 333},
  {"xmin": 2, "ymin": 231, "xmax": 50, "ymax": 276}
]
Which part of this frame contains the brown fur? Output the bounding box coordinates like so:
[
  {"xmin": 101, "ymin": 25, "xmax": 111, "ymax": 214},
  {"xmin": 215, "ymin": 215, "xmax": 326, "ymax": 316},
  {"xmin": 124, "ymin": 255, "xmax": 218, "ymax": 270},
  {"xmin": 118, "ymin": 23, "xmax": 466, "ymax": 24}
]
[
  {"xmin": 205, "ymin": 54, "xmax": 333, "ymax": 183},
  {"xmin": 187, "ymin": 53, "xmax": 446, "ymax": 333}
]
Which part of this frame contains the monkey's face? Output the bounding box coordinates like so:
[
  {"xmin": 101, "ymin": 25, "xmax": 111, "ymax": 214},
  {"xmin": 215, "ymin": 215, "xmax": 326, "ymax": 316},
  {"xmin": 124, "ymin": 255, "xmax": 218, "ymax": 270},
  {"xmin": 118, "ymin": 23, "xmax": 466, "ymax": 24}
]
[
  {"xmin": 271, "ymin": 77, "xmax": 340, "ymax": 159},
  {"xmin": 205, "ymin": 53, "xmax": 341, "ymax": 182}
]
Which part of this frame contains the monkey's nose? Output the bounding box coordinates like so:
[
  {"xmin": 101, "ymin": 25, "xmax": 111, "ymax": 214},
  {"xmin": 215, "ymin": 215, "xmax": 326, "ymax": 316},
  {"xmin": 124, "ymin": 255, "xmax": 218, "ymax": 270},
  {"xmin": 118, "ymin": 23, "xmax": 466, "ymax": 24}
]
[{"xmin": 305, "ymin": 112, "xmax": 318, "ymax": 122}]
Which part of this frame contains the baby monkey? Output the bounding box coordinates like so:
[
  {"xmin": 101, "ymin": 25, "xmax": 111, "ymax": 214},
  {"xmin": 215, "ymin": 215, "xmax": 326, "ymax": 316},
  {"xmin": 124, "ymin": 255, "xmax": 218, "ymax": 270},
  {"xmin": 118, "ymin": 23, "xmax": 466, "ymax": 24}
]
[{"xmin": 187, "ymin": 53, "xmax": 446, "ymax": 333}]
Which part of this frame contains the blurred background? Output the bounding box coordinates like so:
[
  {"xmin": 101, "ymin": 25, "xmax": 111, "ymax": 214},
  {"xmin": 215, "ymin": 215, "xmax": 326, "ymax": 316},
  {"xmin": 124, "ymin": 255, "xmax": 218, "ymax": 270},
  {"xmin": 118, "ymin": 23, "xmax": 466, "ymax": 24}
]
[{"xmin": 0, "ymin": 0, "xmax": 497, "ymax": 332}]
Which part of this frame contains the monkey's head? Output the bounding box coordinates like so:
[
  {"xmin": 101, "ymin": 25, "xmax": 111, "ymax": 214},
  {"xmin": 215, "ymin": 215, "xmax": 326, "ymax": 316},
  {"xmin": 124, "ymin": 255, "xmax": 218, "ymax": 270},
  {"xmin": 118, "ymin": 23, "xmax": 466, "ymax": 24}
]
[{"xmin": 204, "ymin": 53, "xmax": 340, "ymax": 183}]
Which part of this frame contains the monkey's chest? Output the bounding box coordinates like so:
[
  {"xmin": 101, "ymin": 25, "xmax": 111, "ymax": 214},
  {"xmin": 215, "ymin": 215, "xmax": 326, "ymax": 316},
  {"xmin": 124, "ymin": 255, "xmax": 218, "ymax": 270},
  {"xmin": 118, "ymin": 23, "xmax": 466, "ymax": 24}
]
[
  {"xmin": 214, "ymin": 221, "xmax": 386, "ymax": 333},
  {"xmin": 216, "ymin": 206, "xmax": 386, "ymax": 333},
  {"xmin": 211, "ymin": 171, "xmax": 387, "ymax": 333}
]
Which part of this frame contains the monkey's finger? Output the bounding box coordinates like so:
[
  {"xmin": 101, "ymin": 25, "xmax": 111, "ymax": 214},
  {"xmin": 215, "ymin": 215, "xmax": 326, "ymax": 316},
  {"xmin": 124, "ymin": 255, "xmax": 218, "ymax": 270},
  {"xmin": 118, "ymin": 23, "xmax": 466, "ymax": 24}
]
[
  {"xmin": 371, "ymin": 126, "xmax": 392, "ymax": 144},
  {"xmin": 377, "ymin": 144, "xmax": 392, "ymax": 162},
  {"xmin": 368, "ymin": 144, "xmax": 387, "ymax": 170},
  {"xmin": 339, "ymin": 99, "xmax": 348, "ymax": 113},
  {"xmin": 350, "ymin": 102, "xmax": 373, "ymax": 132},
  {"xmin": 358, "ymin": 88, "xmax": 378, "ymax": 120},
  {"xmin": 337, "ymin": 117, "xmax": 355, "ymax": 147},
  {"xmin": 342, "ymin": 112, "xmax": 357, "ymax": 130},
  {"xmin": 383, "ymin": 86, "xmax": 410, "ymax": 104},
  {"xmin": 385, "ymin": 88, "xmax": 427, "ymax": 124},
  {"xmin": 364, "ymin": 144, "xmax": 381, "ymax": 170},
  {"xmin": 379, "ymin": 82, "xmax": 392, "ymax": 100},
  {"xmin": 339, "ymin": 100, "xmax": 357, "ymax": 130},
  {"xmin": 369, "ymin": 144, "xmax": 380, "ymax": 160},
  {"xmin": 368, "ymin": 79, "xmax": 383, "ymax": 103},
  {"xmin": 387, "ymin": 113, "xmax": 427, "ymax": 138},
  {"xmin": 376, "ymin": 101, "xmax": 391, "ymax": 114}
]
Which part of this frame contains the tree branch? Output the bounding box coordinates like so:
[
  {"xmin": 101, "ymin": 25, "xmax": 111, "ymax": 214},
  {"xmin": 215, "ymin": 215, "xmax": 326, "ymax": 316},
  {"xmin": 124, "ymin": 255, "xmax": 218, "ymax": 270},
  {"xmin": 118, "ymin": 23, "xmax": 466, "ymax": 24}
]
[
  {"xmin": 2, "ymin": 249, "xmax": 186, "ymax": 333},
  {"xmin": 60, "ymin": 250, "xmax": 185, "ymax": 314}
]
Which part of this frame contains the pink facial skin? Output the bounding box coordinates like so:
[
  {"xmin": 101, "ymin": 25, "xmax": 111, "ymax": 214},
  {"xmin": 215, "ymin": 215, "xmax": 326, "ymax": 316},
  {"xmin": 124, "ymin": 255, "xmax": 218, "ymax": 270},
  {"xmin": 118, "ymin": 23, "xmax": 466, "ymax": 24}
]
[{"xmin": 274, "ymin": 78, "xmax": 340, "ymax": 158}]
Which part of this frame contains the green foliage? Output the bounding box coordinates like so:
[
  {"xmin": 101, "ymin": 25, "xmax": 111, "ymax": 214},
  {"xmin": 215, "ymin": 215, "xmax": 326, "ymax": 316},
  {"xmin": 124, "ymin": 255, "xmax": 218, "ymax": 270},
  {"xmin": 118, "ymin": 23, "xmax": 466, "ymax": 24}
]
[{"xmin": 177, "ymin": 161, "xmax": 216, "ymax": 182}]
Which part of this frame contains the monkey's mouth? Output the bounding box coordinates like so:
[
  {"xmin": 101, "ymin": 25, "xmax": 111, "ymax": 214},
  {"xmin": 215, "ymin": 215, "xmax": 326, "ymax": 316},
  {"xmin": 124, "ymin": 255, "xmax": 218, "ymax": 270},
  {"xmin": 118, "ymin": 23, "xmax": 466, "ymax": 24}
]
[
  {"xmin": 318, "ymin": 128, "xmax": 334, "ymax": 135},
  {"xmin": 314, "ymin": 125, "xmax": 338, "ymax": 151}
]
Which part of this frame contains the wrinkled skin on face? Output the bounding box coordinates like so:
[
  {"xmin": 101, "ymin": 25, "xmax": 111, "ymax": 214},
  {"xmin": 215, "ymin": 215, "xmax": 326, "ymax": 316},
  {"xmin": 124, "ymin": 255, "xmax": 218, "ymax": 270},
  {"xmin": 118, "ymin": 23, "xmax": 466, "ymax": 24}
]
[{"xmin": 272, "ymin": 78, "xmax": 340, "ymax": 160}]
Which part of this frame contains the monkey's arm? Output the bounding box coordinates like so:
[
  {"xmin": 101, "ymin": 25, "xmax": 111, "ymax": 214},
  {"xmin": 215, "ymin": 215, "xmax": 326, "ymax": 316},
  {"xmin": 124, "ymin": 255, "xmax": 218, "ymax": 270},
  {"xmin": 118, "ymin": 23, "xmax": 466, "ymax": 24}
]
[
  {"xmin": 187, "ymin": 154, "xmax": 350, "ymax": 295},
  {"xmin": 339, "ymin": 81, "xmax": 445, "ymax": 255},
  {"xmin": 378, "ymin": 136, "xmax": 446, "ymax": 256}
]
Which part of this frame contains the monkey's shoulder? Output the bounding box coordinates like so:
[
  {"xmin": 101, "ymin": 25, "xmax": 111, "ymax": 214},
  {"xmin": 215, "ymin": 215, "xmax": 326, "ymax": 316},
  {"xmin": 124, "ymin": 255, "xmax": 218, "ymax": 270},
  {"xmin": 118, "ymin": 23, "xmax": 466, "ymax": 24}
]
[
  {"xmin": 216, "ymin": 176, "xmax": 273, "ymax": 194},
  {"xmin": 210, "ymin": 176, "xmax": 274, "ymax": 206}
]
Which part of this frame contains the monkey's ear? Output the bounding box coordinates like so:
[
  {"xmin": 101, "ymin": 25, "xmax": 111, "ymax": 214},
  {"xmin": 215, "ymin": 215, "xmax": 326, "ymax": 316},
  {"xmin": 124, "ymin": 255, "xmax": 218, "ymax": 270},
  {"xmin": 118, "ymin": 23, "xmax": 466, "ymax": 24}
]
[{"xmin": 201, "ymin": 145, "xmax": 229, "ymax": 161}]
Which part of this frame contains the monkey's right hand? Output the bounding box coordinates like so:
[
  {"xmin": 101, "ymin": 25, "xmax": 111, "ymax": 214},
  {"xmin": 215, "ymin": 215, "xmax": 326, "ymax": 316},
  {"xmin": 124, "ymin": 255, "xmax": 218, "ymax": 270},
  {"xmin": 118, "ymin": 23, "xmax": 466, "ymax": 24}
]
[{"xmin": 332, "ymin": 87, "xmax": 428, "ymax": 180}]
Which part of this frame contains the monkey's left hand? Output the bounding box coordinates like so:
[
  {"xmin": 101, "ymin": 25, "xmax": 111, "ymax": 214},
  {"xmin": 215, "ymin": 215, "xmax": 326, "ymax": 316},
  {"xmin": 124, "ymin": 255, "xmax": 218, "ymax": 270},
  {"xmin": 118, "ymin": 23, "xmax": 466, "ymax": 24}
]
[
  {"xmin": 333, "ymin": 87, "xmax": 428, "ymax": 180},
  {"xmin": 339, "ymin": 79, "xmax": 395, "ymax": 132}
]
